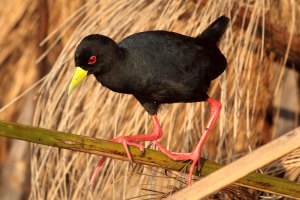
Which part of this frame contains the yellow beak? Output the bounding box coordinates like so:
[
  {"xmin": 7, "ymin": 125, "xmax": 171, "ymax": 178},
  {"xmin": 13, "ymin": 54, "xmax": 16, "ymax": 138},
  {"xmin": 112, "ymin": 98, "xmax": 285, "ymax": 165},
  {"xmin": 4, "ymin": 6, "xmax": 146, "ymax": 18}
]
[{"xmin": 68, "ymin": 67, "xmax": 88, "ymax": 95}]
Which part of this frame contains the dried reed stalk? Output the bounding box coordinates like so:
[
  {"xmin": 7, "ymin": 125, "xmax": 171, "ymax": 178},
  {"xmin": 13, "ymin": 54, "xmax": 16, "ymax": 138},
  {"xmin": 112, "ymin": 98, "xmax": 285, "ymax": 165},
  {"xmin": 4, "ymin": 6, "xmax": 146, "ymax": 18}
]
[
  {"xmin": 29, "ymin": 0, "xmax": 300, "ymax": 199},
  {"xmin": 168, "ymin": 127, "xmax": 300, "ymax": 200}
]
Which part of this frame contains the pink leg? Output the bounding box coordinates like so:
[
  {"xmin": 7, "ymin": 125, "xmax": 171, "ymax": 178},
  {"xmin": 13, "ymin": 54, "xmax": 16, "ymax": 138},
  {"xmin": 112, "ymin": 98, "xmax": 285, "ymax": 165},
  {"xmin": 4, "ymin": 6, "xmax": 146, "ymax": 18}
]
[
  {"xmin": 154, "ymin": 98, "xmax": 221, "ymax": 185},
  {"xmin": 89, "ymin": 157, "xmax": 107, "ymax": 186},
  {"xmin": 112, "ymin": 115, "xmax": 162, "ymax": 161},
  {"xmin": 89, "ymin": 115, "xmax": 163, "ymax": 186}
]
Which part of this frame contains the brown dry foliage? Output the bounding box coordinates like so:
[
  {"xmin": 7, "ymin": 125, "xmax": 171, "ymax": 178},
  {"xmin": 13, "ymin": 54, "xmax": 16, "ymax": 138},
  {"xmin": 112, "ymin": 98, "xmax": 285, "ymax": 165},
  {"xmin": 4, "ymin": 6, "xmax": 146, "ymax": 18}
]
[{"xmin": 0, "ymin": 0, "xmax": 299, "ymax": 199}]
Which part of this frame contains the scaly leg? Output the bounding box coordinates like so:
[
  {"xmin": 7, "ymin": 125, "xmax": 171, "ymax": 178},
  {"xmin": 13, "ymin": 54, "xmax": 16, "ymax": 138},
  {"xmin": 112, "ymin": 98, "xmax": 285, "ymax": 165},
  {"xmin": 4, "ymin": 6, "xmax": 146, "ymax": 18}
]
[
  {"xmin": 89, "ymin": 115, "xmax": 162, "ymax": 186},
  {"xmin": 154, "ymin": 98, "xmax": 221, "ymax": 185}
]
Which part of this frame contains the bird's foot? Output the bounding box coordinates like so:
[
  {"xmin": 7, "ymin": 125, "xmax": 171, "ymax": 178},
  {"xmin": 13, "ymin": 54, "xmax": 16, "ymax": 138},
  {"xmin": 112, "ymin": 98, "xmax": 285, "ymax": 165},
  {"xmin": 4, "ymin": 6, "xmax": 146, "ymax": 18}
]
[
  {"xmin": 112, "ymin": 136, "xmax": 145, "ymax": 162},
  {"xmin": 154, "ymin": 140, "xmax": 202, "ymax": 186},
  {"xmin": 89, "ymin": 115, "xmax": 162, "ymax": 187},
  {"xmin": 89, "ymin": 136, "xmax": 145, "ymax": 187}
]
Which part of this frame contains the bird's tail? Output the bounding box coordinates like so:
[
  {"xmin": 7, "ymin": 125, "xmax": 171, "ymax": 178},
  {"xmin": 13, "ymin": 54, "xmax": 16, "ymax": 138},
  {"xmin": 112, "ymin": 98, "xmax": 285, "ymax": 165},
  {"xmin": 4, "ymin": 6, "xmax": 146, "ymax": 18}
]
[{"xmin": 196, "ymin": 16, "xmax": 230, "ymax": 44}]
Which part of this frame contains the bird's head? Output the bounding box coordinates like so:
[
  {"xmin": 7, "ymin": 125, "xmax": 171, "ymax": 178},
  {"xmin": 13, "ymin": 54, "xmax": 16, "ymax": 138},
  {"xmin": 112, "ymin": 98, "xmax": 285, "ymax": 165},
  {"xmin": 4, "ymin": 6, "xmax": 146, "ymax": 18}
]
[{"xmin": 68, "ymin": 34, "xmax": 118, "ymax": 95}]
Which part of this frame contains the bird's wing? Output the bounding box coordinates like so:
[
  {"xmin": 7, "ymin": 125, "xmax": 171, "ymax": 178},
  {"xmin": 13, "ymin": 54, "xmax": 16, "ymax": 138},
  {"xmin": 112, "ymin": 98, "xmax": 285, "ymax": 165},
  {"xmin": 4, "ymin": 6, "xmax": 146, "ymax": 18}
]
[
  {"xmin": 119, "ymin": 31, "xmax": 207, "ymax": 80},
  {"xmin": 118, "ymin": 31, "xmax": 213, "ymax": 101}
]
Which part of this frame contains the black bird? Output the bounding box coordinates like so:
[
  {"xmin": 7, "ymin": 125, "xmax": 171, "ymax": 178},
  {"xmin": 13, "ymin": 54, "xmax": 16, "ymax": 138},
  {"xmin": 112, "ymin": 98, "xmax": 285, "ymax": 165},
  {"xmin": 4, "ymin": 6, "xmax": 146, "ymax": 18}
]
[{"xmin": 68, "ymin": 16, "xmax": 230, "ymax": 186}]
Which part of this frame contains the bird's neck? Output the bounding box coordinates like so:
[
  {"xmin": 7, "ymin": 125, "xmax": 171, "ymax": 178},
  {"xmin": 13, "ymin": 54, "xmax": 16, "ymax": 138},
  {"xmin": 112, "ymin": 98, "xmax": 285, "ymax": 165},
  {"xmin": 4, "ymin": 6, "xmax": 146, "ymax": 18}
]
[
  {"xmin": 93, "ymin": 47, "xmax": 133, "ymax": 93},
  {"xmin": 94, "ymin": 46, "xmax": 128, "ymax": 75}
]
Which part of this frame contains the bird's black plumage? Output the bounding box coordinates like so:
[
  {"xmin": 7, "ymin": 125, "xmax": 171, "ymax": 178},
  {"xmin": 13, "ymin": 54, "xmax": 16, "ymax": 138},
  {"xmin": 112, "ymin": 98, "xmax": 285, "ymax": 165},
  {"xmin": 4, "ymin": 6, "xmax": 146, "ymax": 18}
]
[{"xmin": 75, "ymin": 16, "xmax": 229, "ymax": 115}]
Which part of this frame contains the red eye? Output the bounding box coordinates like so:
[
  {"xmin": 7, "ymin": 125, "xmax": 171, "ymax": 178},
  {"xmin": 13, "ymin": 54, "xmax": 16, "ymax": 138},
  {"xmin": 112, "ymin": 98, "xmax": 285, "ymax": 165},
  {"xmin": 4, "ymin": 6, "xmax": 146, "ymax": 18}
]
[{"xmin": 88, "ymin": 55, "xmax": 97, "ymax": 65}]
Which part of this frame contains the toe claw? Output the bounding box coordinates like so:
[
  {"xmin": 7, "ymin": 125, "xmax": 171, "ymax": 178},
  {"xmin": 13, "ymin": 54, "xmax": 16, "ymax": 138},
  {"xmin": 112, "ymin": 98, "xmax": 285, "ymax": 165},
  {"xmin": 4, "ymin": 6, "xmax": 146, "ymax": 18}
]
[
  {"xmin": 127, "ymin": 142, "xmax": 144, "ymax": 153},
  {"xmin": 139, "ymin": 149, "xmax": 146, "ymax": 157},
  {"xmin": 137, "ymin": 145, "xmax": 144, "ymax": 152},
  {"xmin": 146, "ymin": 141, "xmax": 153, "ymax": 148}
]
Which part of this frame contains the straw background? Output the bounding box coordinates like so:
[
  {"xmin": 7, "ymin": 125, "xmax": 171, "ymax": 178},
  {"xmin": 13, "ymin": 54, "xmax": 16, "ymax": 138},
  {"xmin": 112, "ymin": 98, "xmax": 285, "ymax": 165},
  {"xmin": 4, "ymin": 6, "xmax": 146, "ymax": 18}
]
[{"xmin": 0, "ymin": 0, "xmax": 299, "ymax": 199}]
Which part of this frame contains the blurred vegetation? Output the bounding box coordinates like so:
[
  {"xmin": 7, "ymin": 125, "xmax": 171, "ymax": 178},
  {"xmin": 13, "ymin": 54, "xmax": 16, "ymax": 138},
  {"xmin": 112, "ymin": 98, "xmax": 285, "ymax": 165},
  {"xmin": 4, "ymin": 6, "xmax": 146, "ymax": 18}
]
[{"xmin": 0, "ymin": 0, "xmax": 299, "ymax": 199}]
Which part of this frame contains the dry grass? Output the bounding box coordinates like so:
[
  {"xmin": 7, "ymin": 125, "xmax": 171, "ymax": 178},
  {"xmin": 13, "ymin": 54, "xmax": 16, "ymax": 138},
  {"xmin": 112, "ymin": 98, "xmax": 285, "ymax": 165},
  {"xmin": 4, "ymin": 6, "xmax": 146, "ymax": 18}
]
[
  {"xmin": 0, "ymin": 0, "xmax": 299, "ymax": 199},
  {"xmin": 0, "ymin": 0, "xmax": 37, "ymax": 120}
]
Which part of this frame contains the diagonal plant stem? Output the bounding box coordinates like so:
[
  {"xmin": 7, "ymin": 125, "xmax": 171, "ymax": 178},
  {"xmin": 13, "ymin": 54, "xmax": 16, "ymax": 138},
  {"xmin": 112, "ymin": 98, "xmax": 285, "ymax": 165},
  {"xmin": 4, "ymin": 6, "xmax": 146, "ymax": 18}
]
[
  {"xmin": 168, "ymin": 127, "xmax": 300, "ymax": 200},
  {"xmin": 0, "ymin": 120, "xmax": 299, "ymax": 198}
]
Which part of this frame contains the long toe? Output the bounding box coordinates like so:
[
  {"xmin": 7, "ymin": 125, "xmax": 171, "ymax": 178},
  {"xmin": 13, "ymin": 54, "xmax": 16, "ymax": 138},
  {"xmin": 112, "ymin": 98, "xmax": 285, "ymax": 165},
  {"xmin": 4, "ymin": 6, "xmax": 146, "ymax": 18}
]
[
  {"xmin": 154, "ymin": 140, "xmax": 202, "ymax": 185},
  {"xmin": 89, "ymin": 156, "xmax": 107, "ymax": 187},
  {"xmin": 126, "ymin": 141, "xmax": 145, "ymax": 152},
  {"xmin": 89, "ymin": 137, "xmax": 146, "ymax": 187},
  {"xmin": 113, "ymin": 136, "xmax": 145, "ymax": 162},
  {"xmin": 188, "ymin": 159, "xmax": 199, "ymax": 185},
  {"xmin": 197, "ymin": 158, "xmax": 201, "ymax": 171},
  {"xmin": 154, "ymin": 140, "xmax": 193, "ymax": 161}
]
